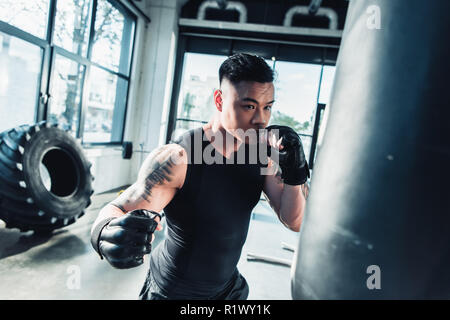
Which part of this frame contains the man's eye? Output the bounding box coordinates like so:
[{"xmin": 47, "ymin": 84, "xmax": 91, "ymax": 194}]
[
  {"xmin": 265, "ymin": 105, "xmax": 272, "ymax": 110},
  {"xmin": 244, "ymin": 105, "xmax": 255, "ymax": 110}
]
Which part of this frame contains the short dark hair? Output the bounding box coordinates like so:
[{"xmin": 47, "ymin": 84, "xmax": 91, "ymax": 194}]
[{"xmin": 219, "ymin": 53, "xmax": 274, "ymax": 85}]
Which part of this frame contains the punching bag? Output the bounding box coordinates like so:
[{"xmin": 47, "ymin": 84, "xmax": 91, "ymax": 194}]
[{"xmin": 291, "ymin": 0, "xmax": 450, "ymax": 299}]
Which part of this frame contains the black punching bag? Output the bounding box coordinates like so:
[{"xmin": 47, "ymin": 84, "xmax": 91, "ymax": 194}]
[{"xmin": 292, "ymin": 0, "xmax": 450, "ymax": 299}]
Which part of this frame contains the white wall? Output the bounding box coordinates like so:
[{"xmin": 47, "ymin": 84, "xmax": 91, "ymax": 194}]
[{"xmin": 84, "ymin": 0, "xmax": 184, "ymax": 193}]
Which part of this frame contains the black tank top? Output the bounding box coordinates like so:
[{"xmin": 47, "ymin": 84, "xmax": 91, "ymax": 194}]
[{"xmin": 149, "ymin": 127, "xmax": 266, "ymax": 298}]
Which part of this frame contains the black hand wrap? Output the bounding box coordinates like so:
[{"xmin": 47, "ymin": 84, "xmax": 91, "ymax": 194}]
[
  {"xmin": 91, "ymin": 217, "xmax": 117, "ymax": 260},
  {"xmin": 266, "ymin": 125, "xmax": 310, "ymax": 185},
  {"xmin": 90, "ymin": 209, "xmax": 162, "ymax": 269}
]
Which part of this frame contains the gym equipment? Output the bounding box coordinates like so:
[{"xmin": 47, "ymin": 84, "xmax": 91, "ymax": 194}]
[
  {"xmin": 308, "ymin": 0, "xmax": 323, "ymax": 15},
  {"xmin": 247, "ymin": 252, "xmax": 292, "ymax": 267},
  {"xmin": 0, "ymin": 121, "xmax": 94, "ymax": 233},
  {"xmin": 247, "ymin": 242, "xmax": 296, "ymax": 267},
  {"xmin": 281, "ymin": 242, "xmax": 295, "ymax": 252},
  {"xmin": 122, "ymin": 141, "xmax": 133, "ymax": 159},
  {"xmin": 291, "ymin": 0, "xmax": 450, "ymax": 299},
  {"xmin": 118, "ymin": 141, "xmax": 152, "ymax": 164}
]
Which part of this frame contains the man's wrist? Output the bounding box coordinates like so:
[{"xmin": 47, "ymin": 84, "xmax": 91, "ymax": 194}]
[
  {"xmin": 90, "ymin": 217, "xmax": 116, "ymax": 259},
  {"xmin": 281, "ymin": 162, "xmax": 310, "ymax": 185}
]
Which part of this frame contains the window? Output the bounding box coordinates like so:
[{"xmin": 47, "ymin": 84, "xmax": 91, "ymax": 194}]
[
  {"xmin": 53, "ymin": 0, "xmax": 92, "ymax": 57},
  {"xmin": 172, "ymin": 53, "xmax": 227, "ymax": 140},
  {"xmin": 0, "ymin": 0, "xmax": 136, "ymax": 144},
  {"xmin": 170, "ymin": 50, "xmax": 337, "ymax": 167},
  {"xmin": 318, "ymin": 66, "xmax": 336, "ymax": 105},
  {"xmin": 83, "ymin": 66, "xmax": 128, "ymax": 143},
  {"xmin": 91, "ymin": 0, "xmax": 134, "ymax": 75},
  {"xmin": 48, "ymin": 55, "xmax": 85, "ymax": 134},
  {"xmin": 316, "ymin": 66, "xmax": 336, "ymax": 153},
  {"xmin": 172, "ymin": 53, "xmax": 275, "ymax": 141},
  {"xmin": 0, "ymin": 0, "xmax": 50, "ymax": 39},
  {"xmin": 0, "ymin": 31, "xmax": 43, "ymax": 130},
  {"xmin": 270, "ymin": 61, "xmax": 323, "ymax": 162}
]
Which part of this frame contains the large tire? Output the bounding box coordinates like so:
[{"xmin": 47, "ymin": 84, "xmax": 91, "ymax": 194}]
[{"xmin": 0, "ymin": 121, "xmax": 94, "ymax": 233}]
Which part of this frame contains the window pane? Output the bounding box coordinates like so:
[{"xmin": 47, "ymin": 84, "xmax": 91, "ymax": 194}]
[
  {"xmin": 48, "ymin": 55, "xmax": 85, "ymax": 135},
  {"xmin": 300, "ymin": 135, "xmax": 312, "ymax": 164},
  {"xmin": 315, "ymin": 66, "xmax": 336, "ymax": 156},
  {"xmin": 0, "ymin": 32, "xmax": 42, "ymax": 131},
  {"xmin": 177, "ymin": 53, "xmax": 227, "ymax": 123},
  {"xmin": 318, "ymin": 66, "xmax": 336, "ymax": 105},
  {"xmin": 83, "ymin": 66, "xmax": 127, "ymax": 143},
  {"xmin": 270, "ymin": 61, "xmax": 322, "ymax": 136},
  {"xmin": 91, "ymin": 0, "xmax": 134, "ymax": 74},
  {"xmin": 0, "ymin": 0, "xmax": 50, "ymax": 39},
  {"xmin": 53, "ymin": 0, "xmax": 92, "ymax": 57}
]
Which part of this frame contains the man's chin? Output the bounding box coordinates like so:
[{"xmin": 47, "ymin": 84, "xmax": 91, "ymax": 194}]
[
  {"xmin": 225, "ymin": 127, "xmax": 263, "ymax": 144},
  {"xmin": 244, "ymin": 132, "xmax": 265, "ymax": 145}
]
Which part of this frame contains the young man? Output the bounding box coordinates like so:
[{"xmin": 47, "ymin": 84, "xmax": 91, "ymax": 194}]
[{"xmin": 90, "ymin": 53, "xmax": 310, "ymax": 299}]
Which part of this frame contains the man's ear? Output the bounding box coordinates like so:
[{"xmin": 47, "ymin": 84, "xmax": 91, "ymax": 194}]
[{"xmin": 214, "ymin": 89, "xmax": 223, "ymax": 112}]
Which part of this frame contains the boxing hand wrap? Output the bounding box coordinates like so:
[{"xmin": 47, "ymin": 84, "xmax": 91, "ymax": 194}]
[
  {"xmin": 266, "ymin": 125, "xmax": 310, "ymax": 185},
  {"xmin": 131, "ymin": 209, "xmax": 162, "ymax": 222},
  {"xmin": 90, "ymin": 209, "xmax": 162, "ymax": 268},
  {"xmin": 91, "ymin": 217, "xmax": 117, "ymax": 259}
]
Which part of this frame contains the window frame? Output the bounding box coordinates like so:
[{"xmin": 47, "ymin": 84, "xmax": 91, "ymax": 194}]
[
  {"xmin": 0, "ymin": 20, "xmax": 49, "ymax": 125},
  {"xmin": 167, "ymin": 34, "xmax": 337, "ymax": 170},
  {"xmin": 0, "ymin": 0, "xmax": 137, "ymax": 146}
]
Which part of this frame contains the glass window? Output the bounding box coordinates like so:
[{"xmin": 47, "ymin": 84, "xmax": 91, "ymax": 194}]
[
  {"xmin": 177, "ymin": 53, "xmax": 227, "ymax": 128},
  {"xmin": 300, "ymin": 135, "xmax": 312, "ymax": 164},
  {"xmin": 270, "ymin": 61, "xmax": 322, "ymax": 136},
  {"xmin": 48, "ymin": 55, "xmax": 85, "ymax": 135},
  {"xmin": 0, "ymin": 0, "xmax": 50, "ymax": 39},
  {"xmin": 91, "ymin": 0, "xmax": 134, "ymax": 74},
  {"xmin": 318, "ymin": 66, "xmax": 336, "ymax": 105},
  {"xmin": 53, "ymin": 0, "xmax": 92, "ymax": 57},
  {"xmin": 0, "ymin": 32, "xmax": 42, "ymax": 131},
  {"xmin": 316, "ymin": 66, "xmax": 336, "ymax": 153},
  {"xmin": 0, "ymin": 0, "xmax": 135, "ymax": 144},
  {"xmin": 83, "ymin": 66, "xmax": 128, "ymax": 143}
]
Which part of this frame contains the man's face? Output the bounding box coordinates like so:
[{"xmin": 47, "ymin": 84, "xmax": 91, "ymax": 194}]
[{"xmin": 215, "ymin": 78, "xmax": 275, "ymax": 143}]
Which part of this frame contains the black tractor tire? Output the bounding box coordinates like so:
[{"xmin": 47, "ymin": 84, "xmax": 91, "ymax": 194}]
[{"xmin": 0, "ymin": 121, "xmax": 94, "ymax": 233}]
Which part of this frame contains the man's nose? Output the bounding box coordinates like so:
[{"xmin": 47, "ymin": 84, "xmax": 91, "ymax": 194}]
[{"xmin": 251, "ymin": 109, "xmax": 267, "ymax": 127}]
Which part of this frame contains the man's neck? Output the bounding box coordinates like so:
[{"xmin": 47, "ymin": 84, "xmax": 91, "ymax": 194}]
[{"xmin": 203, "ymin": 117, "xmax": 243, "ymax": 159}]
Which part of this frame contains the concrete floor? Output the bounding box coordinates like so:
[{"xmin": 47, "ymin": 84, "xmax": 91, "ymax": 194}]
[{"xmin": 0, "ymin": 187, "xmax": 299, "ymax": 300}]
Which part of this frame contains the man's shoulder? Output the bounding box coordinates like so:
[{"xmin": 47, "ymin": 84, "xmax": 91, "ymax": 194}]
[
  {"xmin": 138, "ymin": 143, "xmax": 187, "ymax": 190},
  {"xmin": 168, "ymin": 127, "xmax": 206, "ymax": 159},
  {"xmin": 169, "ymin": 127, "xmax": 203, "ymax": 145}
]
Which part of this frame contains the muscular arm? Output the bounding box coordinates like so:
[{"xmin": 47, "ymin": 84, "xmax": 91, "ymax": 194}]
[
  {"xmin": 91, "ymin": 144, "xmax": 187, "ymax": 231},
  {"xmin": 262, "ymin": 161, "xmax": 309, "ymax": 232}
]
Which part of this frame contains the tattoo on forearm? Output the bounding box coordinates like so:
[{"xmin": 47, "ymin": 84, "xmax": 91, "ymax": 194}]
[
  {"xmin": 110, "ymin": 146, "xmax": 178, "ymax": 211},
  {"xmin": 141, "ymin": 156, "xmax": 175, "ymax": 202}
]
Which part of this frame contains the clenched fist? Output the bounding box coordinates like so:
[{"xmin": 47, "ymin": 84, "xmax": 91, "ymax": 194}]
[
  {"xmin": 265, "ymin": 125, "xmax": 310, "ymax": 185},
  {"xmin": 91, "ymin": 209, "xmax": 161, "ymax": 269}
]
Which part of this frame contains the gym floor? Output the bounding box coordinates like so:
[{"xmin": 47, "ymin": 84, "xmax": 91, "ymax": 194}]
[{"xmin": 0, "ymin": 187, "xmax": 299, "ymax": 300}]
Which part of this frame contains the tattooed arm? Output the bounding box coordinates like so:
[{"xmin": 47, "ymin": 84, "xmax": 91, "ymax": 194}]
[
  {"xmin": 92, "ymin": 144, "xmax": 187, "ymax": 229},
  {"xmin": 262, "ymin": 160, "xmax": 309, "ymax": 232}
]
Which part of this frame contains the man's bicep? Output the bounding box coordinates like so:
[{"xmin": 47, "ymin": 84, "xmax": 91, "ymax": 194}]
[{"xmin": 110, "ymin": 144, "xmax": 187, "ymax": 213}]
